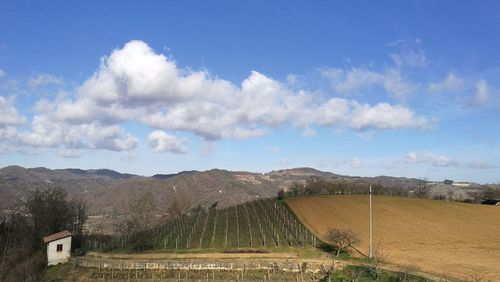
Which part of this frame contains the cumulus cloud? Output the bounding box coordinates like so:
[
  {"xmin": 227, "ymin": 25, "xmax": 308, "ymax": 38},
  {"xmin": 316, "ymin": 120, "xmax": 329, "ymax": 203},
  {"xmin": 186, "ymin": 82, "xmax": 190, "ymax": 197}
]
[
  {"xmin": 428, "ymin": 73, "xmax": 463, "ymax": 93},
  {"xmin": 78, "ymin": 40, "xmax": 235, "ymax": 105},
  {"xmin": 0, "ymin": 97, "xmax": 26, "ymax": 127},
  {"xmin": 148, "ymin": 130, "xmax": 188, "ymax": 154},
  {"xmin": 16, "ymin": 117, "xmax": 138, "ymax": 151},
  {"xmin": 70, "ymin": 41, "xmax": 429, "ymax": 137},
  {"xmin": 350, "ymin": 102, "xmax": 428, "ymax": 130},
  {"xmin": 1, "ymin": 40, "xmax": 431, "ymax": 156},
  {"xmin": 28, "ymin": 73, "xmax": 63, "ymax": 88},
  {"xmin": 297, "ymin": 98, "xmax": 428, "ymax": 130}
]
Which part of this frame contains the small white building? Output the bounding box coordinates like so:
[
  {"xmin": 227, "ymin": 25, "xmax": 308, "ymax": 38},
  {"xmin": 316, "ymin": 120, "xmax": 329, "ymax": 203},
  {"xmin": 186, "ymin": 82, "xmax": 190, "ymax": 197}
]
[{"xmin": 43, "ymin": 230, "xmax": 72, "ymax": 266}]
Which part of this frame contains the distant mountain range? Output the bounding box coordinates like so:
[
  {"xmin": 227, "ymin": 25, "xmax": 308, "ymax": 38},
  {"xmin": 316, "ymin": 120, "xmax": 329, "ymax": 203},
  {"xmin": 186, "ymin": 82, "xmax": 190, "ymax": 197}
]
[{"xmin": 0, "ymin": 165, "xmax": 427, "ymax": 217}]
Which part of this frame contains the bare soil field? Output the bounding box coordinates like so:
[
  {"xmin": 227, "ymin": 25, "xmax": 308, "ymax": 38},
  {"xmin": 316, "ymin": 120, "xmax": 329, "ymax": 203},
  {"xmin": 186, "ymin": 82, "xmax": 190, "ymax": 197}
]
[{"xmin": 286, "ymin": 195, "xmax": 500, "ymax": 281}]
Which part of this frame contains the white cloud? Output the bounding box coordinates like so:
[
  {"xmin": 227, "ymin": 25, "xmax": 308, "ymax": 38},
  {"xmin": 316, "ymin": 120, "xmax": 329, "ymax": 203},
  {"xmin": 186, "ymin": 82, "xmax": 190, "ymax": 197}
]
[
  {"xmin": 0, "ymin": 69, "xmax": 5, "ymax": 78},
  {"xmin": 405, "ymin": 151, "xmax": 418, "ymax": 164},
  {"xmin": 322, "ymin": 67, "xmax": 418, "ymax": 100},
  {"xmin": 382, "ymin": 69, "xmax": 418, "ymax": 100},
  {"xmin": 348, "ymin": 158, "xmax": 364, "ymax": 168},
  {"xmin": 326, "ymin": 68, "xmax": 383, "ymax": 94},
  {"xmin": 386, "ymin": 37, "xmax": 422, "ymax": 47},
  {"xmin": 148, "ymin": 130, "xmax": 188, "ymax": 154},
  {"xmin": 297, "ymin": 97, "xmax": 428, "ymax": 131},
  {"xmin": 405, "ymin": 151, "xmax": 497, "ymax": 170},
  {"xmin": 16, "ymin": 116, "xmax": 138, "ymax": 151},
  {"xmin": 0, "ymin": 96, "xmax": 26, "ymax": 126},
  {"xmin": 390, "ymin": 49, "xmax": 427, "ymax": 68},
  {"xmin": 28, "ymin": 73, "xmax": 63, "ymax": 88},
  {"xmin": 428, "ymin": 73, "xmax": 463, "ymax": 93},
  {"xmin": 472, "ymin": 79, "xmax": 489, "ymax": 105},
  {"xmin": 6, "ymin": 40, "xmax": 430, "ymax": 156},
  {"xmin": 350, "ymin": 102, "xmax": 428, "ymax": 130},
  {"xmin": 405, "ymin": 151, "xmax": 459, "ymax": 167},
  {"xmin": 77, "ymin": 40, "xmax": 236, "ymax": 105},
  {"xmin": 58, "ymin": 148, "xmax": 82, "ymax": 158},
  {"xmin": 0, "ymin": 126, "xmax": 18, "ymax": 146},
  {"xmin": 80, "ymin": 41, "xmax": 427, "ymax": 136}
]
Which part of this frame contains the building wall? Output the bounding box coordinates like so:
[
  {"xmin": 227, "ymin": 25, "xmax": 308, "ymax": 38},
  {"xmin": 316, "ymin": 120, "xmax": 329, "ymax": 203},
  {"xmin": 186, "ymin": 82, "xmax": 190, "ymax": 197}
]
[{"xmin": 47, "ymin": 236, "xmax": 71, "ymax": 266}]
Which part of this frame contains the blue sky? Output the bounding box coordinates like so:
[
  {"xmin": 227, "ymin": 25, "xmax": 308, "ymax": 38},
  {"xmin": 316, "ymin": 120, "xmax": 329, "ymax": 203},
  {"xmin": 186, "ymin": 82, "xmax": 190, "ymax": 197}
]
[{"xmin": 1, "ymin": 1, "xmax": 499, "ymax": 182}]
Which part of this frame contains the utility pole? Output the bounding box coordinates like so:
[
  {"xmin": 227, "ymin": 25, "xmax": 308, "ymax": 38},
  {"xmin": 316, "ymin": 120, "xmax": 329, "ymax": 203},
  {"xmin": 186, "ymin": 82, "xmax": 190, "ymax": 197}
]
[{"xmin": 369, "ymin": 185, "xmax": 373, "ymax": 258}]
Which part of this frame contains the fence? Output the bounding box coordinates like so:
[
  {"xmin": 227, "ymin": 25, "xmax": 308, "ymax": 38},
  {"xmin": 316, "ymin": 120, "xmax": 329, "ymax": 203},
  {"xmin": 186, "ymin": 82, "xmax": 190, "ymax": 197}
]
[{"xmin": 70, "ymin": 257, "xmax": 340, "ymax": 274}]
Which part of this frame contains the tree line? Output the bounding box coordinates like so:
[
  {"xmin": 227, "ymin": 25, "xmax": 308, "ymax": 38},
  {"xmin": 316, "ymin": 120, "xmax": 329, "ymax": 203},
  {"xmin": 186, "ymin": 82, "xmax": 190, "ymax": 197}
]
[
  {"xmin": 281, "ymin": 176, "xmax": 500, "ymax": 203},
  {"xmin": 283, "ymin": 177, "xmax": 411, "ymax": 198}
]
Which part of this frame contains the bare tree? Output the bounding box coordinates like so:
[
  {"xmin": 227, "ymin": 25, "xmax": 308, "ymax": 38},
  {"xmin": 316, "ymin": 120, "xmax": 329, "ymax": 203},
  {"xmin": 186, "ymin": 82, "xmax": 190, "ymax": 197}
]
[
  {"xmin": 397, "ymin": 264, "xmax": 417, "ymax": 282},
  {"xmin": 364, "ymin": 242, "xmax": 389, "ymax": 281},
  {"xmin": 466, "ymin": 190, "xmax": 483, "ymax": 203},
  {"xmin": 345, "ymin": 266, "xmax": 364, "ymax": 281},
  {"xmin": 481, "ymin": 185, "xmax": 500, "ymax": 199},
  {"xmin": 129, "ymin": 191, "xmax": 156, "ymax": 232},
  {"xmin": 70, "ymin": 197, "xmax": 88, "ymax": 249},
  {"xmin": 168, "ymin": 191, "xmax": 192, "ymax": 219},
  {"xmin": 324, "ymin": 228, "xmax": 360, "ymax": 257},
  {"xmin": 115, "ymin": 191, "xmax": 157, "ymax": 237},
  {"xmin": 446, "ymin": 190, "xmax": 455, "ymax": 201},
  {"xmin": 413, "ymin": 178, "xmax": 431, "ymax": 198}
]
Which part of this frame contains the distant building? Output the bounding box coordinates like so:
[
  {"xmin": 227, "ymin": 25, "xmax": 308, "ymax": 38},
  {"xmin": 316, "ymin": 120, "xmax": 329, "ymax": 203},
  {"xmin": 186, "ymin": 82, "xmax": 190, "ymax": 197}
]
[
  {"xmin": 452, "ymin": 181, "xmax": 471, "ymax": 187},
  {"xmin": 43, "ymin": 230, "xmax": 72, "ymax": 266},
  {"xmin": 481, "ymin": 199, "xmax": 500, "ymax": 205},
  {"xmin": 444, "ymin": 179, "xmax": 453, "ymax": 185}
]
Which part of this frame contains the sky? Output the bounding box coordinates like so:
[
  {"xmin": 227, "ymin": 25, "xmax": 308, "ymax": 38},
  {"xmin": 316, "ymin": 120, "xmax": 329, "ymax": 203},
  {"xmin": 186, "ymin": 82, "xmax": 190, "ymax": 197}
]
[{"xmin": 0, "ymin": 1, "xmax": 499, "ymax": 183}]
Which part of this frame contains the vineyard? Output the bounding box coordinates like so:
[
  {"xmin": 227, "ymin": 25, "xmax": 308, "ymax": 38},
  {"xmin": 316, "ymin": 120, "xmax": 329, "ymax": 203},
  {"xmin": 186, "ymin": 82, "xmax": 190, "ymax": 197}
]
[{"xmin": 85, "ymin": 198, "xmax": 317, "ymax": 251}]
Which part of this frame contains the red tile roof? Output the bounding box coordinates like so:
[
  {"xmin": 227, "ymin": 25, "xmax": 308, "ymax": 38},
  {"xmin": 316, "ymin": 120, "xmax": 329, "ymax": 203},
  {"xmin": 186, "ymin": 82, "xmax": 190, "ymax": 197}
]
[{"xmin": 43, "ymin": 230, "xmax": 72, "ymax": 244}]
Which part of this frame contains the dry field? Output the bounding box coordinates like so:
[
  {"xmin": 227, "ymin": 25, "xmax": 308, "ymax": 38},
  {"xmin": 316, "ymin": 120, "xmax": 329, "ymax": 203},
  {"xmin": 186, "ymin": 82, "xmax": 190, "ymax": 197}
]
[{"xmin": 286, "ymin": 195, "xmax": 500, "ymax": 281}]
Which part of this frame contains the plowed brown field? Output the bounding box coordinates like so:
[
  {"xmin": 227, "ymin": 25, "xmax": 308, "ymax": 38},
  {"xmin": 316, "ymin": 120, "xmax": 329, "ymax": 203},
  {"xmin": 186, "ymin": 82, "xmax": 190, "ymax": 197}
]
[{"xmin": 286, "ymin": 195, "xmax": 500, "ymax": 281}]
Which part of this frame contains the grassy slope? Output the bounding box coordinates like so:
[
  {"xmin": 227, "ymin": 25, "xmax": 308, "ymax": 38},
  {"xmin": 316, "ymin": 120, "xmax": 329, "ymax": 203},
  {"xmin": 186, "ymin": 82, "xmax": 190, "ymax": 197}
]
[{"xmin": 286, "ymin": 195, "xmax": 500, "ymax": 281}]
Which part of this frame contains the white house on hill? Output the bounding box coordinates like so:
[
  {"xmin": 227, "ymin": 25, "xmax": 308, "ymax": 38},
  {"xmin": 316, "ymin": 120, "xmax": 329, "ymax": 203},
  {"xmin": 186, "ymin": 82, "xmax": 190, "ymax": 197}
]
[{"xmin": 43, "ymin": 230, "xmax": 72, "ymax": 266}]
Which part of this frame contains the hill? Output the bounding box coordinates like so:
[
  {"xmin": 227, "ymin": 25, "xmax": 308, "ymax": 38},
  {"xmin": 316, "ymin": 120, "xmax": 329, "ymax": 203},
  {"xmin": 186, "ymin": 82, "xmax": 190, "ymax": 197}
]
[
  {"xmin": 0, "ymin": 165, "xmax": 139, "ymax": 211},
  {"xmin": 0, "ymin": 166, "xmax": 427, "ymax": 216},
  {"xmin": 286, "ymin": 195, "xmax": 500, "ymax": 281}
]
